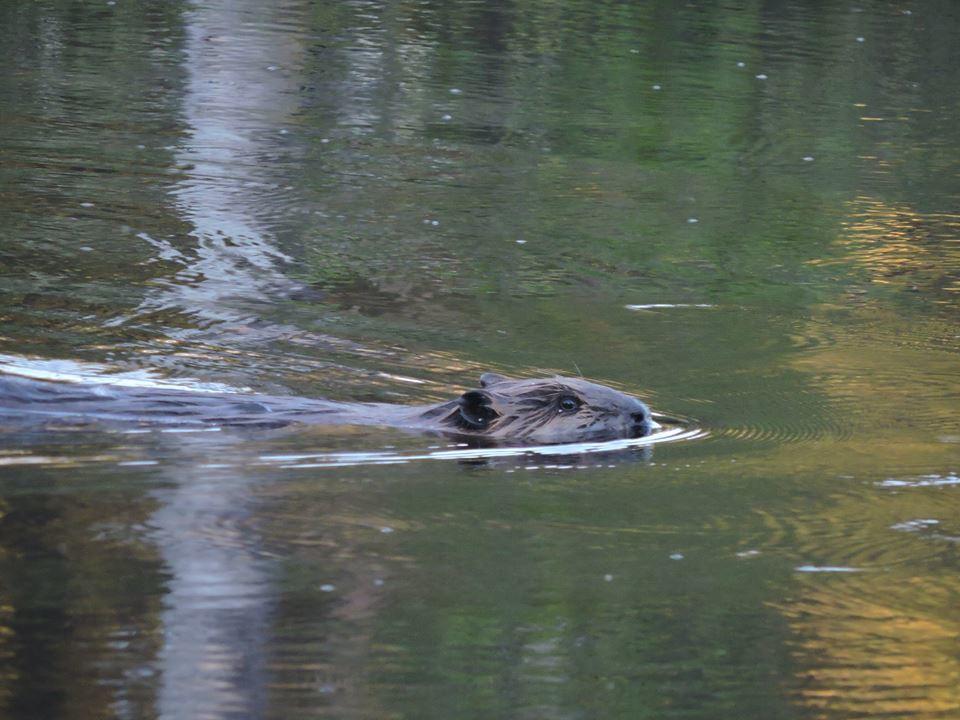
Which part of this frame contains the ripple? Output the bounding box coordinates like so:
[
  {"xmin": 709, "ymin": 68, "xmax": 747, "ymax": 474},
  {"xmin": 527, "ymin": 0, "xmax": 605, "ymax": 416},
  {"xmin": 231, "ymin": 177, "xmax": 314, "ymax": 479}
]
[
  {"xmin": 713, "ymin": 387, "xmax": 852, "ymax": 445},
  {"xmin": 777, "ymin": 571, "xmax": 960, "ymax": 719},
  {"xmin": 742, "ymin": 483, "xmax": 960, "ymax": 571},
  {"xmin": 821, "ymin": 195, "xmax": 960, "ymax": 309}
]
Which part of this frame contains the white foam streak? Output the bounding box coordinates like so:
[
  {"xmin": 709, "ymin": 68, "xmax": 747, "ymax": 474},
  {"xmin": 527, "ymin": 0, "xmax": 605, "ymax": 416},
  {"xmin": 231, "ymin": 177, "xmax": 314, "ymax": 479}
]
[
  {"xmin": 258, "ymin": 426, "xmax": 707, "ymax": 468},
  {"xmin": 0, "ymin": 354, "xmax": 247, "ymax": 394},
  {"xmin": 626, "ymin": 304, "xmax": 715, "ymax": 310},
  {"xmin": 879, "ymin": 473, "xmax": 960, "ymax": 488}
]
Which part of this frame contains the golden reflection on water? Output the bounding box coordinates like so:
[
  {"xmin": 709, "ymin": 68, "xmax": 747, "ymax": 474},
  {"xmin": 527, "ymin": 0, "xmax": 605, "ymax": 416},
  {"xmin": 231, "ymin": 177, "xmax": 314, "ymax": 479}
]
[
  {"xmin": 777, "ymin": 573, "xmax": 960, "ymax": 719},
  {"xmin": 742, "ymin": 441, "xmax": 960, "ymax": 718},
  {"xmin": 768, "ymin": 192, "xmax": 960, "ymax": 718},
  {"xmin": 791, "ymin": 322, "xmax": 960, "ymax": 434},
  {"xmin": 785, "ymin": 194, "xmax": 960, "ymax": 452},
  {"xmin": 765, "ymin": 196, "xmax": 960, "ymax": 718},
  {"xmin": 810, "ymin": 195, "xmax": 960, "ymax": 302}
]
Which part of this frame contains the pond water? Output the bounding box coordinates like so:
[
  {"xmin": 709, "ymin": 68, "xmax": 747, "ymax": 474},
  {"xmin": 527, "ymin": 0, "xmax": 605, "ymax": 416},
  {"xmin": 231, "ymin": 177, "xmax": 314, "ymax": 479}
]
[{"xmin": 1, "ymin": 1, "xmax": 959, "ymax": 718}]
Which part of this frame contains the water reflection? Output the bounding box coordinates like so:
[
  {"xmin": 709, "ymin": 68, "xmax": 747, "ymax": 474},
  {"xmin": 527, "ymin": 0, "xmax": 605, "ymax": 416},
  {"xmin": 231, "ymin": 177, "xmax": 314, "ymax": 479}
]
[
  {"xmin": 781, "ymin": 572, "xmax": 960, "ymax": 718},
  {"xmin": 1, "ymin": 0, "xmax": 960, "ymax": 718},
  {"xmin": 138, "ymin": 2, "xmax": 308, "ymax": 717},
  {"xmin": 812, "ymin": 195, "xmax": 960, "ymax": 307},
  {"xmin": 108, "ymin": 0, "xmax": 308, "ymax": 343}
]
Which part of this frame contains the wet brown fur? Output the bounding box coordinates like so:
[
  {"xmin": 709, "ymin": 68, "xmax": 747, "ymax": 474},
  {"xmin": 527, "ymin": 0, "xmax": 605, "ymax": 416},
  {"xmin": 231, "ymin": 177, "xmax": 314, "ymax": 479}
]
[{"xmin": 423, "ymin": 373, "xmax": 655, "ymax": 444}]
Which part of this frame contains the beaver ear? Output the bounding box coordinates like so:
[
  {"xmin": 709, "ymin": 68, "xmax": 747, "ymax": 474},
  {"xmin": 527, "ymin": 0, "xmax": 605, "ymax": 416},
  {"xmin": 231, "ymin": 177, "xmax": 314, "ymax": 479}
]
[
  {"xmin": 458, "ymin": 389, "xmax": 498, "ymax": 428},
  {"xmin": 479, "ymin": 372, "xmax": 508, "ymax": 388}
]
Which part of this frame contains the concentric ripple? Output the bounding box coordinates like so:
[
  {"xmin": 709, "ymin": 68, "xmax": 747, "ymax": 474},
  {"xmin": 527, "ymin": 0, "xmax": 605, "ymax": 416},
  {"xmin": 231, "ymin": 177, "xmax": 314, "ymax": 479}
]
[
  {"xmin": 742, "ymin": 483, "xmax": 960, "ymax": 571},
  {"xmin": 711, "ymin": 386, "xmax": 853, "ymax": 445}
]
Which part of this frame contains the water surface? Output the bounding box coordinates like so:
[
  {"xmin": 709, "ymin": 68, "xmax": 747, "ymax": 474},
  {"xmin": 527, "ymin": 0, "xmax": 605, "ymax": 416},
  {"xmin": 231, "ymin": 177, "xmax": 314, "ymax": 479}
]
[{"xmin": 1, "ymin": 1, "xmax": 959, "ymax": 718}]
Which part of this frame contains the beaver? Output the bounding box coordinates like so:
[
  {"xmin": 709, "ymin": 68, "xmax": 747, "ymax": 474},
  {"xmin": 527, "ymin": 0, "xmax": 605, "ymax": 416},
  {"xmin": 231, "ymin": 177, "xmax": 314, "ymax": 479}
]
[{"xmin": 0, "ymin": 371, "xmax": 658, "ymax": 446}]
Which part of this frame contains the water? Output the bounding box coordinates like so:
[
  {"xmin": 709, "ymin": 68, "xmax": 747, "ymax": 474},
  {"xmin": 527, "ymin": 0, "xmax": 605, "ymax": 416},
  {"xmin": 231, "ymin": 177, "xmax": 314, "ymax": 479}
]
[{"xmin": 1, "ymin": 1, "xmax": 959, "ymax": 718}]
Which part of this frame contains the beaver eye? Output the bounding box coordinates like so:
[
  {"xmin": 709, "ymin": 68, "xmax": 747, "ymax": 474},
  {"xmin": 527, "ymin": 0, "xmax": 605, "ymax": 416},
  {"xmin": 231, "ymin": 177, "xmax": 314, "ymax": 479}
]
[{"xmin": 558, "ymin": 396, "xmax": 581, "ymax": 413}]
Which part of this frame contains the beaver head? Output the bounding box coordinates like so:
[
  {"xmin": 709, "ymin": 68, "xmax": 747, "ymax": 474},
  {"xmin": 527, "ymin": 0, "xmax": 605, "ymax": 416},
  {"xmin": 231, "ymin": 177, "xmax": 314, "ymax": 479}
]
[{"xmin": 433, "ymin": 373, "xmax": 657, "ymax": 445}]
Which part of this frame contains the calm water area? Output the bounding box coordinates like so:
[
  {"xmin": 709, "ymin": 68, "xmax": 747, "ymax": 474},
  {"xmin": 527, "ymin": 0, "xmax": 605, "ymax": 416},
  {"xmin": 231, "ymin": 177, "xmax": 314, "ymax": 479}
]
[{"xmin": 1, "ymin": 1, "xmax": 959, "ymax": 718}]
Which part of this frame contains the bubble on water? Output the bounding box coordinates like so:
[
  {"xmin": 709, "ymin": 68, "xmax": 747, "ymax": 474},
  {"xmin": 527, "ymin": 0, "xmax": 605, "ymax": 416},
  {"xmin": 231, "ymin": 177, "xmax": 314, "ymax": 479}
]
[
  {"xmin": 266, "ymin": 65, "xmax": 279, "ymax": 72},
  {"xmin": 603, "ymin": 574, "xmax": 614, "ymax": 582},
  {"xmin": 687, "ymin": 217, "xmax": 699, "ymax": 224},
  {"xmin": 652, "ymin": 84, "xmax": 661, "ymax": 90},
  {"xmin": 756, "ymin": 73, "xmax": 768, "ymax": 80},
  {"xmin": 79, "ymin": 246, "xmax": 94, "ymax": 252},
  {"xmin": 803, "ymin": 155, "xmax": 815, "ymax": 162},
  {"xmin": 516, "ymin": 239, "xmax": 527, "ymax": 244},
  {"xmin": 279, "ymin": 129, "xmax": 289, "ymax": 135},
  {"xmin": 737, "ymin": 61, "xmax": 746, "ymax": 68},
  {"xmin": 373, "ymin": 578, "xmax": 385, "ymax": 586},
  {"xmin": 629, "ymin": 48, "xmax": 639, "ymax": 54},
  {"xmin": 856, "ymin": 36, "xmax": 865, "ymax": 43},
  {"xmin": 441, "ymin": 113, "xmax": 452, "ymax": 121},
  {"xmin": 669, "ymin": 553, "xmax": 684, "ymax": 560},
  {"xmin": 80, "ymin": 202, "xmax": 95, "ymax": 208},
  {"xmin": 449, "ymin": 88, "xmax": 462, "ymax": 94},
  {"xmin": 380, "ymin": 526, "xmax": 394, "ymax": 534},
  {"xmin": 320, "ymin": 137, "xmax": 330, "ymax": 144},
  {"xmin": 320, "ymin": 584, "xmax": 336, "ymax": 592},
  {"xmin": 431, "ymin": 220, "xmax": 440, "ymax": 226},
  {"xmin": 736, "ymin": 549, "xmax": 760, "ymax": 559}
]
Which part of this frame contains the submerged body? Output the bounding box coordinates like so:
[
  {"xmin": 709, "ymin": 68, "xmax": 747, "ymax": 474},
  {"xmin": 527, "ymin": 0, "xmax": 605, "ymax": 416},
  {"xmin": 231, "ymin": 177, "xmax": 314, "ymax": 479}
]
[{"xmin": 0, "ymin": 371, "xmax": 657, "ymax": 445}]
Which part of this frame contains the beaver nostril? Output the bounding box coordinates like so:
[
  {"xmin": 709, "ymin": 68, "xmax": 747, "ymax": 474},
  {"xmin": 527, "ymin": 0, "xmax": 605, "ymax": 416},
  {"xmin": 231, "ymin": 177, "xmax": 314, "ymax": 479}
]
[{"xmin": 630, "ymin": 412, "xmax": 648, "ymax": 425}]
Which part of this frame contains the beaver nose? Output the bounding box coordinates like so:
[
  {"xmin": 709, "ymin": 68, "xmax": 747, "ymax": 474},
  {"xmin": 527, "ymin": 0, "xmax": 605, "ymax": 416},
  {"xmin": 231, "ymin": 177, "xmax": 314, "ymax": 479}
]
[
  {"xmin": 630, "ymin": 411, "xmax": 647, "ymax": 425},
  {"xmin": 630, "ymin": 411, "xmax": 656, "ymax": 434}
]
